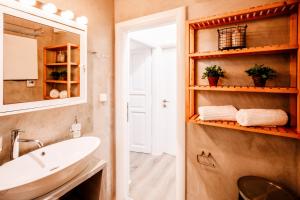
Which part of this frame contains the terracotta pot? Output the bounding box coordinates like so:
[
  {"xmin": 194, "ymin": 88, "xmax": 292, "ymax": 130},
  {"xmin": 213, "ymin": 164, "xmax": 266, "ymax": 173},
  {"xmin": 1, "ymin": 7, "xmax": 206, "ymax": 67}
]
[
  {"xmin": 208, "ymin": 77, "xmax": 219, "ymax": 86},
  {"xmin": 60, "ymin": 75, "xmax": 67, "ymax": 81},
  {"xmin": 252, "ymin": 76, "xmax": 267, "ymax": 87}
]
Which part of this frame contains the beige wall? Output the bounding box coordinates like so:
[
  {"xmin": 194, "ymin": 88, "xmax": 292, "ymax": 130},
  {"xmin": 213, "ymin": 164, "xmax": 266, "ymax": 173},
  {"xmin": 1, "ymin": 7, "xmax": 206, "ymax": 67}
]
[
  {"xmin": 0, "ymin": 0, "xmax": 115, "ymax": 199},
  {"xmin": 115, "ymin": 0, "xmax": 300, "ymax": 199}
]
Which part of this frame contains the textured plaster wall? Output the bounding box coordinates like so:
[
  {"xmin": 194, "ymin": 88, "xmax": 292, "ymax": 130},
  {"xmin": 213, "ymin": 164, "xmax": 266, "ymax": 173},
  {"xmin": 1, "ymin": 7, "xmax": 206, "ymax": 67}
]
[
  {"xmin": 115, "ymin": 0, "xmax": 300, "ymax": 199},
  {"xmin": 0, "ymin": 0, "xmax": 115, "ymax": 199}
]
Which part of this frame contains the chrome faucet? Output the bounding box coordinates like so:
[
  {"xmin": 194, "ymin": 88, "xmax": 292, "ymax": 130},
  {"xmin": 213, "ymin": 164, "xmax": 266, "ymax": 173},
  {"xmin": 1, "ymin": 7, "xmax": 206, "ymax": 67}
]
[{"xmin": 11, "ymin": 129, "xmax": 44, "ymax": 160}]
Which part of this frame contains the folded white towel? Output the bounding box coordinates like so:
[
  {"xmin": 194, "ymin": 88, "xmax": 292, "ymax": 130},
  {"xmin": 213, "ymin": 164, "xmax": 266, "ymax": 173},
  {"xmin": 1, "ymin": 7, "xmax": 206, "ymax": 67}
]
[
  {"xmin": 198, "ymin": 105, "xmax": 238, "ymax": 121},
  {"xmin": 236, "ymin": 109, "xmax": 288, "ymax": 127}
]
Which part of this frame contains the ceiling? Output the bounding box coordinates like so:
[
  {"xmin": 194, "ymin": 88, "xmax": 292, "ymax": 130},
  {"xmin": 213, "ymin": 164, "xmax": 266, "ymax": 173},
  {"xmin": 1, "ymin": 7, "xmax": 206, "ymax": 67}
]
[{"xmin": 129, "ymin": 23, "xmax": 176, "ymax": 48}]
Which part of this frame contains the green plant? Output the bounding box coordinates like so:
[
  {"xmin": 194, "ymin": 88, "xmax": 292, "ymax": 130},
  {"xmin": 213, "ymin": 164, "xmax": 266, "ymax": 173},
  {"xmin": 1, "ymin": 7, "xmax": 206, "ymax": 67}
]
[
  {"xmin": 245, "ymin": 64, "xmax": 276, "ymax": 80},
  {"xmin": 201, "ymin": 65, "xmax": 225, "ymax": 79},
  {"xmin": 50, "ymin": 71, "xmax": 60, "ymax": 80}
]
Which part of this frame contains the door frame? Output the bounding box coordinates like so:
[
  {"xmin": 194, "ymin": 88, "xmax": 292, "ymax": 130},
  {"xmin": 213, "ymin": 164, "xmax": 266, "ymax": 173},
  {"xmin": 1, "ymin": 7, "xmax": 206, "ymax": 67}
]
[{"xmin": 115, "ymin": 7, "xmax": 186, "ymax": 200}]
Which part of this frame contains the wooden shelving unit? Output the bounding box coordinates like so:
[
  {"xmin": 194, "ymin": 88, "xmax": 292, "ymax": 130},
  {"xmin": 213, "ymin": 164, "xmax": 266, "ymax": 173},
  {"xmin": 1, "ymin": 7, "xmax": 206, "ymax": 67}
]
[
  {"xmin": 186, "ymin": 0, "xmax": 300, "ymax": 139},
  {"xmin": 43, "ymin": 43, "xmax": 80, "ymax": 99}
]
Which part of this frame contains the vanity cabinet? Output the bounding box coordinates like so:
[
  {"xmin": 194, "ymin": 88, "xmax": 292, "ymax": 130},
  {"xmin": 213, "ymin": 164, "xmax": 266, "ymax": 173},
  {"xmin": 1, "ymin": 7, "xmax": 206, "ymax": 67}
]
[
  {"xmin": 0, "ymin": 1, "xmax": 88, "ymax": 115},
  {"xmin": 185, "ymin": 0, "xmax": 300, "ymax": 139},
  {"xmin": 36, "ymin": 158, "xmax": 107, "ymax": 200}
]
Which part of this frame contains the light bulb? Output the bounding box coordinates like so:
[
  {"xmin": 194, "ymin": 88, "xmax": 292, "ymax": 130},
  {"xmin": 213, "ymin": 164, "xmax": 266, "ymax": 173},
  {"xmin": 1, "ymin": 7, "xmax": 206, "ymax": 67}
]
[
  {"xmin": 61, "ymin": 10, "xmax": 74, "ymax": 20},
  {"xmin": 76, "ymin": 16, "xmax": 88, "ymax": 25},
  {"xmin": 19, "ymin": 0, "xmax": 36, "ymax": 6},
  {"xmin": 42, "ymin": 3, "xmax": 57, "ymax": 14}
]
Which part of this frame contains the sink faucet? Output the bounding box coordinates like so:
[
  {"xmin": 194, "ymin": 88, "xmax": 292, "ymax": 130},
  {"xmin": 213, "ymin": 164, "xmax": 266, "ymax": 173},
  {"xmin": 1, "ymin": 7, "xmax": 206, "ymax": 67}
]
[{"xmin": 11, "ymin": 129, "xmax": 44, "ymax": 160}]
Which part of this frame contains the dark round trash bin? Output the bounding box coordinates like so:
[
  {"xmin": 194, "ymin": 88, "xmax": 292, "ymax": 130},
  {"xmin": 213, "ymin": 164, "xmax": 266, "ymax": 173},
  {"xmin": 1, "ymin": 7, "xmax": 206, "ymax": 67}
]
[{"xmin": 237, "ymin": 176, "xmax": 296, "ymax": 200}]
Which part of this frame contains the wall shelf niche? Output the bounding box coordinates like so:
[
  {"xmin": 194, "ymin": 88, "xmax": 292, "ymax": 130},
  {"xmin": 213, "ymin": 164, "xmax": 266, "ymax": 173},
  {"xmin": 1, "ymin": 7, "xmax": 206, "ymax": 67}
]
[
  {"xmin": 43, "ymin": 43, "xmax": 80, "ymax": 99},
  {"xmin": 185, "ymin": 0, "xmax": 300, "ymax": 139}
]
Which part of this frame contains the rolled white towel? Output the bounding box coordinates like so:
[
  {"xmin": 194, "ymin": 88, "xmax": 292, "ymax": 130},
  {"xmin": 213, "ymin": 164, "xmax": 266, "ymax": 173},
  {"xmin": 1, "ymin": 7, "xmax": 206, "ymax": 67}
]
[
  {"xmin": 198, "ymin": 105, "xmax": 238, "ymax": 121},
  {"xmin": 236, "ymin": 109, "xmax": 288, "ymax": 127}
]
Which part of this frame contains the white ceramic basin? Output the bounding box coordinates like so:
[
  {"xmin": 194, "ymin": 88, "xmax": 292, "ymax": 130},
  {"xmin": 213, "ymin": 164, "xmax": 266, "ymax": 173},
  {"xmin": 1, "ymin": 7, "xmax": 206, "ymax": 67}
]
[{"xmin": 0, "ymin": 136, "xmax": 100, "ymax": 200}]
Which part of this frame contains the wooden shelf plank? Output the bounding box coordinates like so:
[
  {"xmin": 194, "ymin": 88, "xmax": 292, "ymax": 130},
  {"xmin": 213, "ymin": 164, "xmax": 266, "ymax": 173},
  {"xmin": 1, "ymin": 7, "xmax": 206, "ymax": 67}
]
[
  {"xmin": 44, "ymin": 96, "xmax": 78, "ymax": 100},
  {"xmin": 44, "ymin": 96, "xmax": 59, "ymax": 100},
  {"xmin": 189, "ymin": 45, "xmax": 298, "ymax": 59},
  {"xmin": 46, "ymin": 62, "xmax": 79, "ymax": 66},
  {"xmin": 188, "ymin": 0, "xmax": 298, "ymax": 29},
  {"xmin": 46, "ymin": 80, "xmax": 79, "ymax": 84},
  {"xmin": 45, "ymin": 43, "xmax": 79, "ymax": 51},
  {"xmin": 189, "ymin": 115, "xmax": 300, "ymax": 139},
  {"xmin": 189, "ymin": 85, "xmax": 298, "ymax": 94}
]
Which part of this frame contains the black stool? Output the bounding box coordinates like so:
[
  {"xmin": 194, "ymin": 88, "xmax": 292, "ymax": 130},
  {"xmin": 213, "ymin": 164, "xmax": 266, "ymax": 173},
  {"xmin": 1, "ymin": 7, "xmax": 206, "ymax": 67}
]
[{"xmin": 237, "ymin": 176, "xmax": 296, "ymax": 200}]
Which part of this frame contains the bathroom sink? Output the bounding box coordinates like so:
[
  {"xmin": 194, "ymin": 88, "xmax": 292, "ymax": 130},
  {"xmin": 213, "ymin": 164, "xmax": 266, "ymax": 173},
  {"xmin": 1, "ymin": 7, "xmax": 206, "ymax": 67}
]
[{"xmin": 0, "ymin": 136, "xmax": 100, "ymax": 200}]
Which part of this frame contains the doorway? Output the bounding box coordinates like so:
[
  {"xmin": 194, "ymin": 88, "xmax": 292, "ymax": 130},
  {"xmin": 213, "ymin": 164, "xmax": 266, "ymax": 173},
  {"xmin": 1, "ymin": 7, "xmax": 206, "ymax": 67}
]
[
  {"xmin": 115, "ymin": 7, "xmax": 186, "ymax": 200},
  {"xmin": 128, "ymin": 25, "xmax": 177, "ymax": 199}
]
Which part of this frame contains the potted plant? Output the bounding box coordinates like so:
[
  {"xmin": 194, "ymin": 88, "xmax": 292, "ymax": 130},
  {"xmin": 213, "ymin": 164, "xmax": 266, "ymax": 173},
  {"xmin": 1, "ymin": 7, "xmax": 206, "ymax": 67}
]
[
  {"xmin": 60, "ymin": 70, "xmax": 68, "ymax": 81},
  {"xmin": 202, "ymin": 65, "xmax": 225, "ymax": 86},
  {"xmin": 245, "ymin": 64, "xmax": 276, "ymax": 87},
  {"xmin": 50, "ymin": 71, "xmax": 60, "ymax": 80}
]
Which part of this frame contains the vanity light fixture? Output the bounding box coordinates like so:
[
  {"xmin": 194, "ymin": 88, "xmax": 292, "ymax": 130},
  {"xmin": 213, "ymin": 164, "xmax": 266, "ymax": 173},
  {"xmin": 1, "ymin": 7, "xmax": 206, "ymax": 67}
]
[
  {"xmin": 41, "ymin": 3, "xmax": 57, "ymax": 14},
  {"xmin": 16, "ymin": 0, "xmax": 87, "ymax": 26},
  {"xmin": 19, "ymin": 0, "xmax": 36, "ymax": 6},
  {"xmin": 76, "ymin": 16, "xmax": 88, "ymax": 25},
  {"xmin": 61, "ymin": 10, "xmax": 74, "ymax": 20}
]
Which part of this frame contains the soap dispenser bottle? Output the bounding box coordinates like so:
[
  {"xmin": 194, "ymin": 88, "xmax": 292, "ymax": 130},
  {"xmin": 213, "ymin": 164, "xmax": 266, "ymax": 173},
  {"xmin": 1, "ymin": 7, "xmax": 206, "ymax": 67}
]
[{"xmin": 70, "ymin": 116, "xmax": 81, "ymax": 138}]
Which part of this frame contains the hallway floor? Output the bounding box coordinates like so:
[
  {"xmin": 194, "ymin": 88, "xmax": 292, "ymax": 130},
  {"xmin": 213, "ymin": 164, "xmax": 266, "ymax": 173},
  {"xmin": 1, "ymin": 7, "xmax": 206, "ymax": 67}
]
[{"xmin": 129, "ymin": 152, "xmax": 176, "ymax": 200}]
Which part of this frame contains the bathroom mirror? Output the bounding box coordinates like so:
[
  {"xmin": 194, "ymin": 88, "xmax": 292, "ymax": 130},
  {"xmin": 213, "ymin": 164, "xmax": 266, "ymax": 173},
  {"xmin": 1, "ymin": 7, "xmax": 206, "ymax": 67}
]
[{"xmin": 0, "ymin": 2, "xmax": 87, "ymax": 115}]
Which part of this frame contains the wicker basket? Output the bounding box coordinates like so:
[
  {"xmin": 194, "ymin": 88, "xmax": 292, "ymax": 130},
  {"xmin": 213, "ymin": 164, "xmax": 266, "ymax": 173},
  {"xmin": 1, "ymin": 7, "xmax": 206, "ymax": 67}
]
[{"xmin": 218, "ymin": 25, "xmax": 247, "ymax": 50}]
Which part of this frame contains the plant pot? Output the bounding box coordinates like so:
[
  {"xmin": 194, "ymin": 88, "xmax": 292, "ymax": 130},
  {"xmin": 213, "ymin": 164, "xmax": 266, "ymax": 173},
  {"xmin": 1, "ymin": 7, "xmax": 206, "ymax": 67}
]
[
  {"xmin": 60, "ymin": 76, "xmax": 67, "ymax": 81},
  {"xmin": 52, "ymin": 75, "xmax": 60, "ymax": 80},
  {"xmin": 208, "ymin": 77, "xmax": 219, "ymax": 86},
  {"xmin": 252, "ymin": 76, "xmax": 267, "ymax": 87}
]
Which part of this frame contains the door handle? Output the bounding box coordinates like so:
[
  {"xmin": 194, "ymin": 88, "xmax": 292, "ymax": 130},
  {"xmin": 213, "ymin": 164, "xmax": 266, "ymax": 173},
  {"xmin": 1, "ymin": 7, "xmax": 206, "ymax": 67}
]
[
  {"xmin": 162, "ymin": 99, "xmax": 169, "ymax": 108},
  {"xmin": 127, "ymin": 102, "xmax": 129, "ymax": 122}
]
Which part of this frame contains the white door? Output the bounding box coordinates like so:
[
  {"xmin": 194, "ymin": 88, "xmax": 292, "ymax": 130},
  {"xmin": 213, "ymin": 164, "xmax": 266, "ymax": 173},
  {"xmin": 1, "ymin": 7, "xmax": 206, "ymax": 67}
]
[
  {"xmin": 129, "ymin": 48, "xmax": 152, "ymax": 153},
  {"xmin": 159, "ymin": 47, "xmax": 177, "ymax": 156}
]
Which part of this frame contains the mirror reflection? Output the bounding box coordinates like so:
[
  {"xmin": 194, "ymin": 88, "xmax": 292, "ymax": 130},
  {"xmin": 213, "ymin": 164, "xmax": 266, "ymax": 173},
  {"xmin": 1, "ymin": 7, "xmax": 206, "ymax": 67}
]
[{"xmin": 3, "ymin": 14, "xmax": 80, "ymax": 105}]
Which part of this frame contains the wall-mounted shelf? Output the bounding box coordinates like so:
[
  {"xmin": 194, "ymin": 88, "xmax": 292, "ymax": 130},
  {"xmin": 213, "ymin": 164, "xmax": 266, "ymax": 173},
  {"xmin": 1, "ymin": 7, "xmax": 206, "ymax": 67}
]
[
  {"xmin": 46, "ymin": 80, "xmax": 79, "ymax": 84},
  {"xmin": 43, "ymin": 43, "xmax": 80, "ymax": 99},
  {"xmin": 189, "ymin": 45, "xmax": 298, "ymax": 59},
  {"xmin": 45, "ymin": 43, "xmax": 79, "ymax": 51},
  {"xmin": 188, "ymin": 0, "xmax": 298, "ymax": 29},
  {"xmin": 189, "ymin": 85, "xmax": 298, "ymax": 94},
  {"xmin": 46, "ymin": 62, "xmax": 79, "ymax": 66},
  {"xmin": 186, "ymin": 1, "xmax": 300, "ymax": 139},
  {"xmin": 190, "ymin": 115, "xmax": 300, "ymax": 139}
]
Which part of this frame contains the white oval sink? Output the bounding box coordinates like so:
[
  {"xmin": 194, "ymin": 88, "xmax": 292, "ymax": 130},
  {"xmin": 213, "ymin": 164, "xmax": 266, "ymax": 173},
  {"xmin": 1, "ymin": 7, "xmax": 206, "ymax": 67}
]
[{"xmin": 0, "ymin": 136, "xmax": 100, "ymax": 200}]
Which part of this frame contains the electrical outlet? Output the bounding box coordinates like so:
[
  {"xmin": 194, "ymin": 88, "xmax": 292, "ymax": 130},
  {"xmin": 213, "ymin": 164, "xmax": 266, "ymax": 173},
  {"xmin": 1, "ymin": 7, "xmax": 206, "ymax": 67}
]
[
  {"xmin": 99, "ymin": 93, "xmax": 107, "ymax": 102},
  {"xmin": 27, "ymin": 80, "xmax": 36, "ymax": 87},
  {"xmin": 0, "ymin": 137, "xmax": 2, "ymax": 152}
]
